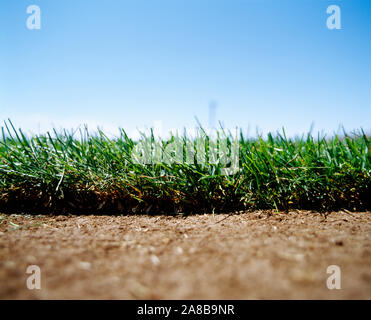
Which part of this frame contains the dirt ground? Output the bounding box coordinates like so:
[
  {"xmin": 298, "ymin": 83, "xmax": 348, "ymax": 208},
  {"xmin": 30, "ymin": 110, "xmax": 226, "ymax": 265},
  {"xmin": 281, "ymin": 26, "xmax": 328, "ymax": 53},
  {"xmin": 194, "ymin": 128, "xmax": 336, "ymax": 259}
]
[{"xmin": 0, "ymin": 210, "xmax": 370, "ymax": 299}]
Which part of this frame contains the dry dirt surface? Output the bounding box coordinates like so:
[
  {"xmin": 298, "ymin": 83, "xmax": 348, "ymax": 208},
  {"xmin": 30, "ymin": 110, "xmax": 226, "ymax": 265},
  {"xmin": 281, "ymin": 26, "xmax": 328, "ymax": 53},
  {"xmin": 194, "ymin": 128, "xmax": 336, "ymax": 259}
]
[{"xmin": 0, "ymin": 210, "xmax": 370, "ymax": 299}]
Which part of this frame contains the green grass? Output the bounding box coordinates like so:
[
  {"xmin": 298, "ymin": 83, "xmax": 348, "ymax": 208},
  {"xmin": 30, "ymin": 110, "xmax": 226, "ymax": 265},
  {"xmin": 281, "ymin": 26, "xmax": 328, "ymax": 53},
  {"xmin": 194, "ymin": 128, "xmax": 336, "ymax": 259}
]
[{"xmin": 0, "ymin": 120, "xmax": 370, "ymax": 214}]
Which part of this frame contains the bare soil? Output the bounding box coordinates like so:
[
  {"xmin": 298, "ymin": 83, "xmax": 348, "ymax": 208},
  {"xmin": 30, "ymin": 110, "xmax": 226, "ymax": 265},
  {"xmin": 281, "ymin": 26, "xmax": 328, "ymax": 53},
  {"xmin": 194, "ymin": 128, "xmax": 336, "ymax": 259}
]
[{"xmin": 0, "ymin": 210, "xmax": 370, "ymax": 299}]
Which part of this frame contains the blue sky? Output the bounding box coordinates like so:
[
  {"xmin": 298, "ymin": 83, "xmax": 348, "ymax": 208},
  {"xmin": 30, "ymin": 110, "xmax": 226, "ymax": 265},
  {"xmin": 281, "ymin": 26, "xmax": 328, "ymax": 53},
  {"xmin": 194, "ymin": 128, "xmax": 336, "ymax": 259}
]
[{"xmin": 1, "ymin": 0, "xmax": 370, "ymax": 137}]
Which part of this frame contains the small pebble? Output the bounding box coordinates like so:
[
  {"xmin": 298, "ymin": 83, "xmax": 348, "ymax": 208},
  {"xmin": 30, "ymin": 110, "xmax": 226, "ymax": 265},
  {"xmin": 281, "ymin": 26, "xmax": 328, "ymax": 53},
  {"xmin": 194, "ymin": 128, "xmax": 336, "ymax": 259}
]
[
  {"xmin": 78, "ymin": 261, "xmax": 91, "ymax": 270},
  {"xmin": 150, "ymin": 255, "xmax": 160, "ymax": 266}
]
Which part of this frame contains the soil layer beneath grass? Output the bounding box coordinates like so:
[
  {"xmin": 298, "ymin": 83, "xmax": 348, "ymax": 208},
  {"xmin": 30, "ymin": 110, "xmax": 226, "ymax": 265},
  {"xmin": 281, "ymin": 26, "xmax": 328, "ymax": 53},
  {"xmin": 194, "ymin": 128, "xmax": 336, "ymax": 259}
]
[{"xmin": 0, "ymin": 211, "xmax": 370, "ymax": 299}]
